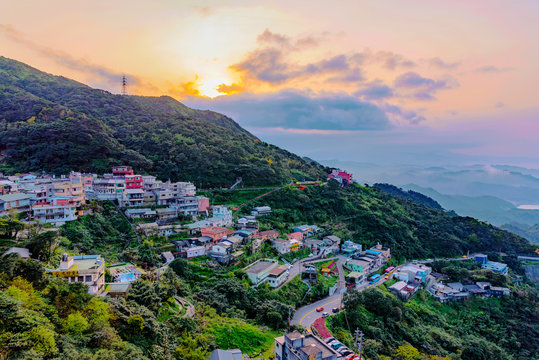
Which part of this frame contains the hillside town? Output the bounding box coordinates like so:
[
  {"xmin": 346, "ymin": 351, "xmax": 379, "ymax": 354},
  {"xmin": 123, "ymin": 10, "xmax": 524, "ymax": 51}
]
[{"xmin": 0, "ymin": 166, "xmax": 522, "ymax": 360}]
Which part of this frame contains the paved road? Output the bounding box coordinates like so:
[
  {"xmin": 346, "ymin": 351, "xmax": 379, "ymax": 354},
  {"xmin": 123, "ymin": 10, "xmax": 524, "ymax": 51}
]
[
  {"xmin": 291, "ymin": 255, "xmax": 349, "ymax": 328},
  {"xmin": 291, "ymin": 260, "xmax": 395, "ymax": 329}
]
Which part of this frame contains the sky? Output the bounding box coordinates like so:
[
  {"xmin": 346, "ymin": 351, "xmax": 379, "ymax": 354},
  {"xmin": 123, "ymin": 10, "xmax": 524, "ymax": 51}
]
[{"xmin": 1, "ymin": 0, "xmax": 538, "ymax": 167}]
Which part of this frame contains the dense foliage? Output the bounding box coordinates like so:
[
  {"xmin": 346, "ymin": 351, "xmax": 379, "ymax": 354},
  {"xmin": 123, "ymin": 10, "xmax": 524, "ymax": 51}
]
[
  {"xmin": 0, "ymin": 57, "xmax": 327, "ymax": 186},
  {"xmin": 248, "ymin": 183, "xmax": 535, "ymax": 260},
  {"xmin": 328, "ymin": 285, "xmax": 539, "ymax": 360},
  {"xmin": 373, "ymin": 184, "xmax": 443, "ymax": 210}
]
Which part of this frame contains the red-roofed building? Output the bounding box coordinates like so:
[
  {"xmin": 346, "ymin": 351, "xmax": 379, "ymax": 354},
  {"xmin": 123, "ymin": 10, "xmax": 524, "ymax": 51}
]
[
  {"xmin": 201, "ymin": 226, "xmax": 233, "ymax": 243},
  {"xmin": 258, "ymin": 230, "xmax": 279, "ymax": 240},
  {"xmin": 287, "ymin": 232, "xmax": 304, "ymax": 241}
]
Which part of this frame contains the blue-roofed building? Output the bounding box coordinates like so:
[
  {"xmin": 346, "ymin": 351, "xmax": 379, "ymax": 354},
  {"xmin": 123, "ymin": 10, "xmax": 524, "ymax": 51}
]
[{"xmin": 482, "ymin": 261, "xmax": 508, "ymax": 275}]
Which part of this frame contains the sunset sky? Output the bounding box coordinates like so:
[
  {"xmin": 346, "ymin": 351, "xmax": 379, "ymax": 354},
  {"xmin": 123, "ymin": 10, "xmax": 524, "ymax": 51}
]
[{"xmin": 2, "ymin": 0, "xmax": 538, "ymax": 166}]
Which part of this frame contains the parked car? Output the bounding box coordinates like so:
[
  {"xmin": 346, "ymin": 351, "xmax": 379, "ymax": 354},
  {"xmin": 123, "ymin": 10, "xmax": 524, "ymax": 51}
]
[
  {"xmin": 345, "ymin": 354, "xmax": 358, "ymax": 360},
  {"xmin": 332, "ymin": 307, "xmax": 339, "ymax": 313},
  {"xmin": 322, "ymin": 312, "xmax": 329, "ymax": 318},
  {"xmin": 324, "ymin": 337, "xmax": 335, "ymax": 344},
  {"xmin": 331, "ymin": 342, "xmax": 344, "ymax": 350},
  {"xmin": 316, "ymin": 307, "xmax": 324, "ymax": 312},
  {"xmin": 338, "ymin": 347, "xmax": 352, "ymax": 355}
]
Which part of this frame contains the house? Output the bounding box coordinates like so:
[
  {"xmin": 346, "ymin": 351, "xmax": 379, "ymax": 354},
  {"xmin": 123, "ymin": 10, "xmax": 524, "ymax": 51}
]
[
  {"xmin": 125, "ymin": 208, "xmax": 156, "ymax": 219},
  {"xmin": 345, "ymin": 259, "xmax": 369, "ymax": 273},
  {"xmin": 161, "ymin": 251, "xmax": 175, "ymax": 263},
  {"xmin": 212, "ymin": 205, "xmax": 233, "ymax": 227},
  {"xmin": 293, "ymin": 225, "xmax": 319, "ymax": 237},
  {"xmin": 0, "ymin": 193, "xmax": 31, "ymax": 214},
  {"xmin": 489, "ymin": 286, "xmax": 511, "ymax": 297},
  {"xmin": 390, "ymin": 281, "xmax": 420, "ymax": 300},
  {"xmin": 258, "ymin": 230, "xmax": 279, "ymax": 240},
  {"xmin": 473, "ymin": 254, "xmax": 509, "ymax": 275},
  {"xmin": 236, "ymin": 216, "xmax": 257, "ymax": 230},
  {"xmin": 251, "ymin": 206, "xmax": 271, "ymax": 217},
  {"xmin": 272, "ymin": 239, "xmax": 291, "ymax": 254},
  {"xmin": 323, "ymin": 235, "xmax": 341, "ymax": 246},
  {"xmin": 275, "ymin": 331, "xmax": 339, "ymax": 360},
  {"xmin": 341, "ymin": 240, "xmax": 362, "ymax": 255},
  {"xmin": 49, "ymin": 254, "xmax": 105, "ymax": 295},
  {"xmin": 201, "ymin": 227, "xmax": 231, "ymax": 243},
  {"xmin": 209, "ymin": 349, "xmax": 242, "ymax": 360},
  {"xmin": 226, "ymin": 235, "xmax": 244, "ymax": 249},
  {"xmin": 266, "ymin": 265, "xmax": 289, "ymax": 287},
  {"xmin": 447, "ymin": 282, "xmax": 465, "ymax": 292},
  {"xmin": 156, "ymin": 207, "xmax": 178, "ymax": 221},
  {"xmin": 394, "ymin": 264, "xmax": 431, "ymax": 283},
  {"xmin": 208, "ymin": 241, "xmax": 233, "ymax": 264},
  {"xmin": 125, "ymin": 174, "xmax": 143, "ymax": 189},
  {"xmin": 31, "ymin": 197, "xmax": 78, "ymax": 224},
  {"xmin": 287, "ymin": 232, "xmax": 304, "ymax": 241},
  {"xmin": 112, "ymin": 166, "xmax": 134, "ymax": 177},
  {"xmin": 5, "ymin": 247, "xmax": 31, "ymax": 259},
  {"xmin": 119, "ymin": 188, "xmax": 144, "ymax": 207},
  {"xmin": 143, "ymin": 191, "xmax": 156, "ymax": 206},
  {"xmin": 91, "ymin": 177, "xmax": 126, "ymax": 200},
  {"xmin": 153, "ymin": 189, "xmax": 176, "ymax": 206},
  {"xmin": 244, "ymin": 260, "xmax": 289, "ymax": 288},
  {"xmin": 346, "ymin": 271, "xmax": 365, "ymax": 286},
  {"xmin": 186, "ymin": 246, "xmax": 206, "ymax": 259},
  {"xmin": 234, "ymin": 229, "xmax": 254, "ymax": 240},
  {"xmin": 476, "ymin": 281, "xmax": 491, "ymax": 290},
  {"xmin": 197, "ymin": 196, "xmax": 210, "ymax": 213},
  {"xmin": 327, "ymin": 169, "xmax": 353, "ymax": 186},
  {"xmin": 482, "ymin": 261, "xmax": 508, "ymax": 275},
  {"xmin": 104, "ymin": 282, "xmax": 132, "ymax": 297},
  {"xmin": 172, "ymin": 196, "xmax": 199, "ymax": 216},
  {"xmin": 369, "ymin": 243, "xmax": 391, "ymax": 262}
]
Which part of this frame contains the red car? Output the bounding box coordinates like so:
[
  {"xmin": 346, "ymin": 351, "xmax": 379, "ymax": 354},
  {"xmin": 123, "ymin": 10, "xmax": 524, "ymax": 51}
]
[
  {"xmin": 345, "ymin": 355, "xmax": 358, "ymax": 360},
  {"xmin": 316, "ymin": 307, "xmax": 324, "ymax": 312}
]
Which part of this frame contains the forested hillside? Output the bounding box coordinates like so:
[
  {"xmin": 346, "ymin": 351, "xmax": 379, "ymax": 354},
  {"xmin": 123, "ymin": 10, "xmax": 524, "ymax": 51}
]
[
  {"xmin": 0, "ymin": 57, "xmax": 327, "ymax": 186},
  {"xmin": 243, "ymin": 182, "xmax": 535, "ymax": 260}
]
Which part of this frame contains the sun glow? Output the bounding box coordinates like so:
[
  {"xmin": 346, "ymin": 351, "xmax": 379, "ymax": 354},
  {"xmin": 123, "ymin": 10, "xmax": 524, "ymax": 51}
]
[{"xmin": 197, "ymin": 78, "xmax": 230, "ymax": 98}]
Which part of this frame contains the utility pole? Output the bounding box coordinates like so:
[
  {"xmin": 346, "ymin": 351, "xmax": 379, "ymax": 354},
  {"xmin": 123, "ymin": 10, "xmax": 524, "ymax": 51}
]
[{"xmin": 355, "ymin": 328, "xmax": 364, "ymax": 360}]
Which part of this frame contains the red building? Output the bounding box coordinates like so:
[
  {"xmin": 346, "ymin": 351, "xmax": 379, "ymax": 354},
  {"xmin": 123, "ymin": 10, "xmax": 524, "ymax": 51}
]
[
  {"xmin": 125, "ymin": 174, "xmax": 143, "ymax": 189},
  {"xmin": 328, "ymin": 169, "xmax": 353, "ymax": 186},
  {"xmin": 112, "ymin": 166, "xmax": 134, "ymax": 177},
  {"xmin": 201, "ymin": 226, "xmax": 233, "ymax": 243}
]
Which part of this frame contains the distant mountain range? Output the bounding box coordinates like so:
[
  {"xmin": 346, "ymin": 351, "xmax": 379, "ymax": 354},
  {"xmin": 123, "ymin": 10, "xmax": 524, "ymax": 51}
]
[
  {"xmin": 321, "ymin": 160, "xmax": 539, "ymax": 205},
  {"xmin": 0, "ymin": 56, "xmax": 327, "ymax": 187}
]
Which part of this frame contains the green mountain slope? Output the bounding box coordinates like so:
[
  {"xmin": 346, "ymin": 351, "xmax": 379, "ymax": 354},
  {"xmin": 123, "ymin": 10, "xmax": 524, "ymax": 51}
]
[
  {"xmin": 235, "ymin": 183, "xmax": 535, "ymax": 260},
  {"xmin": 0, "ymin": 56, "xmax": 327, "ymax": 186}
]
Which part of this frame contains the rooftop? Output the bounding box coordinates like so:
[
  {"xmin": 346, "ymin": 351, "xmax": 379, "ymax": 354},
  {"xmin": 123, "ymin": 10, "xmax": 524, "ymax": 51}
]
[
  {"xmin": 0, "ymin": 193, "xmax": 30, "ymax": 201},
  {"xmin": 246, "ymin": 260, "xmax": 276, "ymax": 274}
]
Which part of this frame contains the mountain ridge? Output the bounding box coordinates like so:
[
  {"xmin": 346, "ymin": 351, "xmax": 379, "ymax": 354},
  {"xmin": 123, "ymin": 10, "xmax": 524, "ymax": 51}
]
[{"xmin": 0, "ymin": 56, "xmax": 327, "ymax": 186}]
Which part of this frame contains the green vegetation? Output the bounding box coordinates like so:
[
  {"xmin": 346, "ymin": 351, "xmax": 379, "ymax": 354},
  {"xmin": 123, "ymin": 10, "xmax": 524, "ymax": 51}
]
[
  {"xmin": 249, "ymin": 183, "xmax": 535, "ymax": 260},
  {"xmin": 0, "ymin": 57, "xmax": 327, "ymax": 187},
  {"xmin": 61, "ymin": 201, "xmax": 138, "ymax": 262},
  {"xmin": 328, "ymin": 286, "xmax": 539, "ymax": 360}
]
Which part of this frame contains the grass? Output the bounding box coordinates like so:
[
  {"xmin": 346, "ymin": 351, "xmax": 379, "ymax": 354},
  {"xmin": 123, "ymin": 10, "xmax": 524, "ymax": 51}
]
[
  {"xmin": 199, "ymin": 307, "xmax": 279, "ymax": 358},
  {"xmin": 275, "ymin": 275, "xmax": 309, "ymax": 307}
]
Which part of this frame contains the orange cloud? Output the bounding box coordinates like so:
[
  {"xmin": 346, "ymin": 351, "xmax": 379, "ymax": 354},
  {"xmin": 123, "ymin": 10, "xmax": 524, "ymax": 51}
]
[{"xmin": 216, "ymin": 82, "xmax": 244, "ymax": 95}]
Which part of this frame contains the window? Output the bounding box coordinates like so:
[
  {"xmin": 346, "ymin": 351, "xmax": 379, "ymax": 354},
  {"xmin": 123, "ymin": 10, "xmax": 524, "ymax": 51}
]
[
  {"xmin": 77, "ymin": 276, "xmax": 83, "ymax": 282},
  {"xmin": 85, "ymin": 275, "xmax": 92, "ymax": 282}
]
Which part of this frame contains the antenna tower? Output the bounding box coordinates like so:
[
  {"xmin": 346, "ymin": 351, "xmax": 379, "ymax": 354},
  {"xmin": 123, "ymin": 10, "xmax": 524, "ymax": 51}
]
[{"xmin": 122, "ymin": 75, "xmax": 127, "ymax": 95}]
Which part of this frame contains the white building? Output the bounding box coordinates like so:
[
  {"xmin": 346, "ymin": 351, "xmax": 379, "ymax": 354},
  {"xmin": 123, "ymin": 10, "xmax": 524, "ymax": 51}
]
[{"xmin": 50, "ymin": 254, "xmax": 105, "ymax": 294}]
